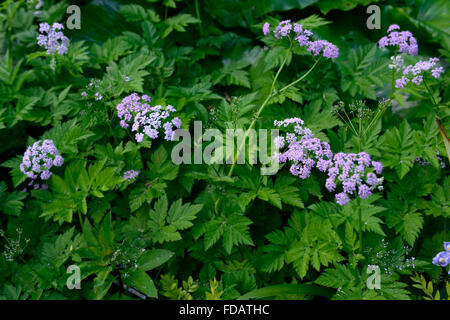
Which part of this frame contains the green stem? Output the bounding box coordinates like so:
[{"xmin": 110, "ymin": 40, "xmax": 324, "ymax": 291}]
[
  {"xmin": 78, "ymin": 211, "xmax": 84, "ymax": 229},
  {"xmin": 362, "ymin": 107, "xmax": 384, "ymax": 138},
  {"xmin": 389, "ymin": 68, "xmax": 395, "ymax": 99},
  {"xmin": 342, "ymin": 107, "xmax": 358, "ymax": 136},
  {"xmin": 227, "ymin": 51, "xmax": 321, "ymax": 177},
  {"xmin": 357, "ymin": 198, "xmax": 363, "ymax": 255},
  {"xmin": 227, "ymin": 46, "xmax": 291, "ymax": 176},
  {"xmin": 423, "ymin": 79, "xmax": 450, "ymax": 162},
  {"xmin": 278, "ymin": 55, "xmax": 322, "ymax": 93}
]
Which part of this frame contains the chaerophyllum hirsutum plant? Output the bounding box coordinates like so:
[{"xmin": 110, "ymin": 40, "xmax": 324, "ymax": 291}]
[{"xmin": 0, "ymin": 0, "xmax": 448, "ymax": 301}]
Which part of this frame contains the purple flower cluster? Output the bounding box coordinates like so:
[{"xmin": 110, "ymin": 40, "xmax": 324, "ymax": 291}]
[
  {"xmin": 116, "ymin": 93, "xmax": 181, "ymax": 143},
  {"xmin": 20, "ymin": 140, "xmax": 64, "ymax": 187},
  {"xmin": 412, "ymin": 150, "xmax": 446, "ymax": 169},
  {"xmin": 123, "ymin": 170, "xmax": 139, "ymax": 182},
  {"xmin": 432, "ymin": 242, "xmax": 450, "ymax": 273},
  {"xmin": 36, "ymin": 22, "xmax": 69, "ymax": 55},
  {"xmin": 378, "ymin": 24, "xmax": 418, "ymax": 56},
  {"xmin": 325, "ymin": 152, "xmax": 383, "ymax": 206},
  {"xmin": 395, "ymin": 57, "xmax": 444, "ymax": 89},
  {"xmin": 263, "ymin": 20, "xmax": 339, "ymax": 59},
  {"xmin": 274, "ymin": 118, "xmax": 333, "ymax": 179},
  {"xmin": 274, "ymin": 118, "xmax": 383, "ymax": 206}
]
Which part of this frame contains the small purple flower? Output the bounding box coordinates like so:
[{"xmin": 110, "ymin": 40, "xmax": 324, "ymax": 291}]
[
  {"xmin": 366, "ymin": 173, "xmax": 378, "ymax": 186},
  {"xmin": 411, "ymin": 75, "xmax": 423, "ymax": 85},
  {"xmin": 172, "ymin": 117, "xmax": 182, "ymax": 129},
  {"xmin": 336, "ymin": 192, "xmax": 350, "ymax": 206},
  {"xmin": 445, "ymin": 242, "xmax": 450, "ymax": 251},
  {"xmin": 358, "ymin": 184, "xmax": 372, "ymax": 199},
  {"xmin": 325, "ymin": 178, "xmax": 336, "ymax": 192},
  {"xmin": 117, "ymin": 93, "xmax": 181, "ymax": 144},
  {"xmin": 432, "ymin": 242, "xmax": 450, "ymax": 274},
  {"xmin": 431, "ymin": 66, "xmax": 444, "ymax": 79},
  {"xmin": 372, "ymin": 161, "xmax": 383, "ymax": 174},
  {"xmin": 387, "ymin": 24, "xmax": 400, "ymax": 33},
  {"xmin": 307, "ymin": 40, "xmax": 339, "ymax": 59},
  {"xmin": 40, "ymin": 170, "xmax": 52, "ymax": 180},
  {"xmin": 273, "ymin": 20, "xmax": 292, "ymax": 39},
  {"xmin": 395, "ymin": 76, "xmax": 409, "ymax": 89},
  {"xmin": 135, "ymin": 133, "xmax": 144, "ymax": 142},
  {"xmin": 262, "ymin": 22, "xmax": 270, "ymax": 35},
  {"xmin": 123, "ymin": 170, "xmax": 139, "ymax": 182},
  {"xmin": 273, "ymin": 136, "xmax": 285, "ymax": 149},
  {"xmin": 268, "ymin": 20, "xmax": 338, "ymax": 58},
  {"xmin": 396, "ymin": 57, "xmax": 444, "ymax": 90},
  {"xmin": 53, "ymin": 155, "xmax": 64, "ymax": 167},
  {"xmin": 36, "ymin": 22, "xmax": 69, "ymax": 56}
]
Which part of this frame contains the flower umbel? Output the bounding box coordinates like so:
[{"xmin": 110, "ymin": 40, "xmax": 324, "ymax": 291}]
[
  {"xmin": 36, "ymin": 22, "xmax": 69, "ymax": 55},
  {"xmin": 20, "ymin": 139, "xmax": 64, "ymax": 189},
  {"xmin": 123, "ymin": 170, "xmax": 139, "ymax": 182},
  {"xmin": 116, "ymin": 93, "xmax": 181, "ymax": 143},
  {"xmin": 378, "ymin": 24, "xmax": 418, "ymax": 56},
  {"xmin": 273, "ymin": 118, "xmax": 383, "ymax": 205},
  {"xmin": 264, "ymin": 20, "xmax": 339, "ymax": 59}
]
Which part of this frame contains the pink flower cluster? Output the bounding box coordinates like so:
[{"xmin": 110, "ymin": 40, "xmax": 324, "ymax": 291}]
[
  {"xmin": 123, "ymin": 170, "xmax": 139, "ymax": 182},
  {"xmin": 263, "ymin": 20, "xmax": 339, "ymax": 59},
  {"xmin": 20, "ymin": 140, "xmax": 64, "ymax": 189},
  {"xmin": 36, "ymin": 22, "xmax": 69, "ymax": 55},
  {"xmin": 116, "ymin": 93, "xmax": 181, "ymax": 143},
  {"xmin": 378, "ymin": 24, "xmax": 418, "ymax": 56},
  {"xmin": 274, "ymin": 118, "xmax": 383, "ymax": 206},
  {"xmin": 395, "ymin": 57, "xmax": 444, "ymax": 89}
]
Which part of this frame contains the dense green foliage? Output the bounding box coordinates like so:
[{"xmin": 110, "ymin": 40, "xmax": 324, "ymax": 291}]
[{"xmin": 0, "ymin": 0, "xmax": 449, "ymax": 300}]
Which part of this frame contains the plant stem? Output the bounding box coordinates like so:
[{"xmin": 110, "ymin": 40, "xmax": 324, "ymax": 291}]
[
  {"xmin": 389, "ymin": 68, "xmax": 395, "ymax": 99},
  {"xmin": 278, "ymin": 55, "xmax": 322, "ymax": 93},
  {"xmin": 227, "ymin": 46, "xmax": 291, "ymax": 176},
  {"xmin": 357, "ymin": 198, "xmax": 363, "ymax": 255},
  {"xmin": 227, "ymin": 51, "xmax": 321, "ymax": 177},
  {"xmin": 423, "ymin": 78, "xmax": 437, "ymax": 106},
  {"xmin": 78, "ymin": 211, "xmax": 84, "ymax": 229},
  {"xmin": 195, "ymin": 0, "xmax": 203, "ymax": 36},
  {"xmin": 423, "ymin": 79, "xmax": 450, "ymax": 161}
]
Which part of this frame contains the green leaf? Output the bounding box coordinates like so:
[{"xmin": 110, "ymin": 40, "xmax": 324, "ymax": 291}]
[
  {"xmin": 238, "ymin": 284, "xmax": 333, "ymax": 300},
  {"xmin": 167, "ymin": 200, "xmax": 203, "ymax": 230},
  {"xmin": 138, "ymin": 249, "xmax": 174, "ymax": 271},
  {"xmin": 0, "ymin": 182, "xmax": 26, "ymax": 216},
  {"xmin": 98, "ymin": 213, "xmax": 114, "ymax": 249},
  {"xmin": 162, "ymin": 14, "xmax": 200, "ymax": 38},
  {"xmin": 222, "ymin": 215, "xmax": 254, "ymax": 254}
]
